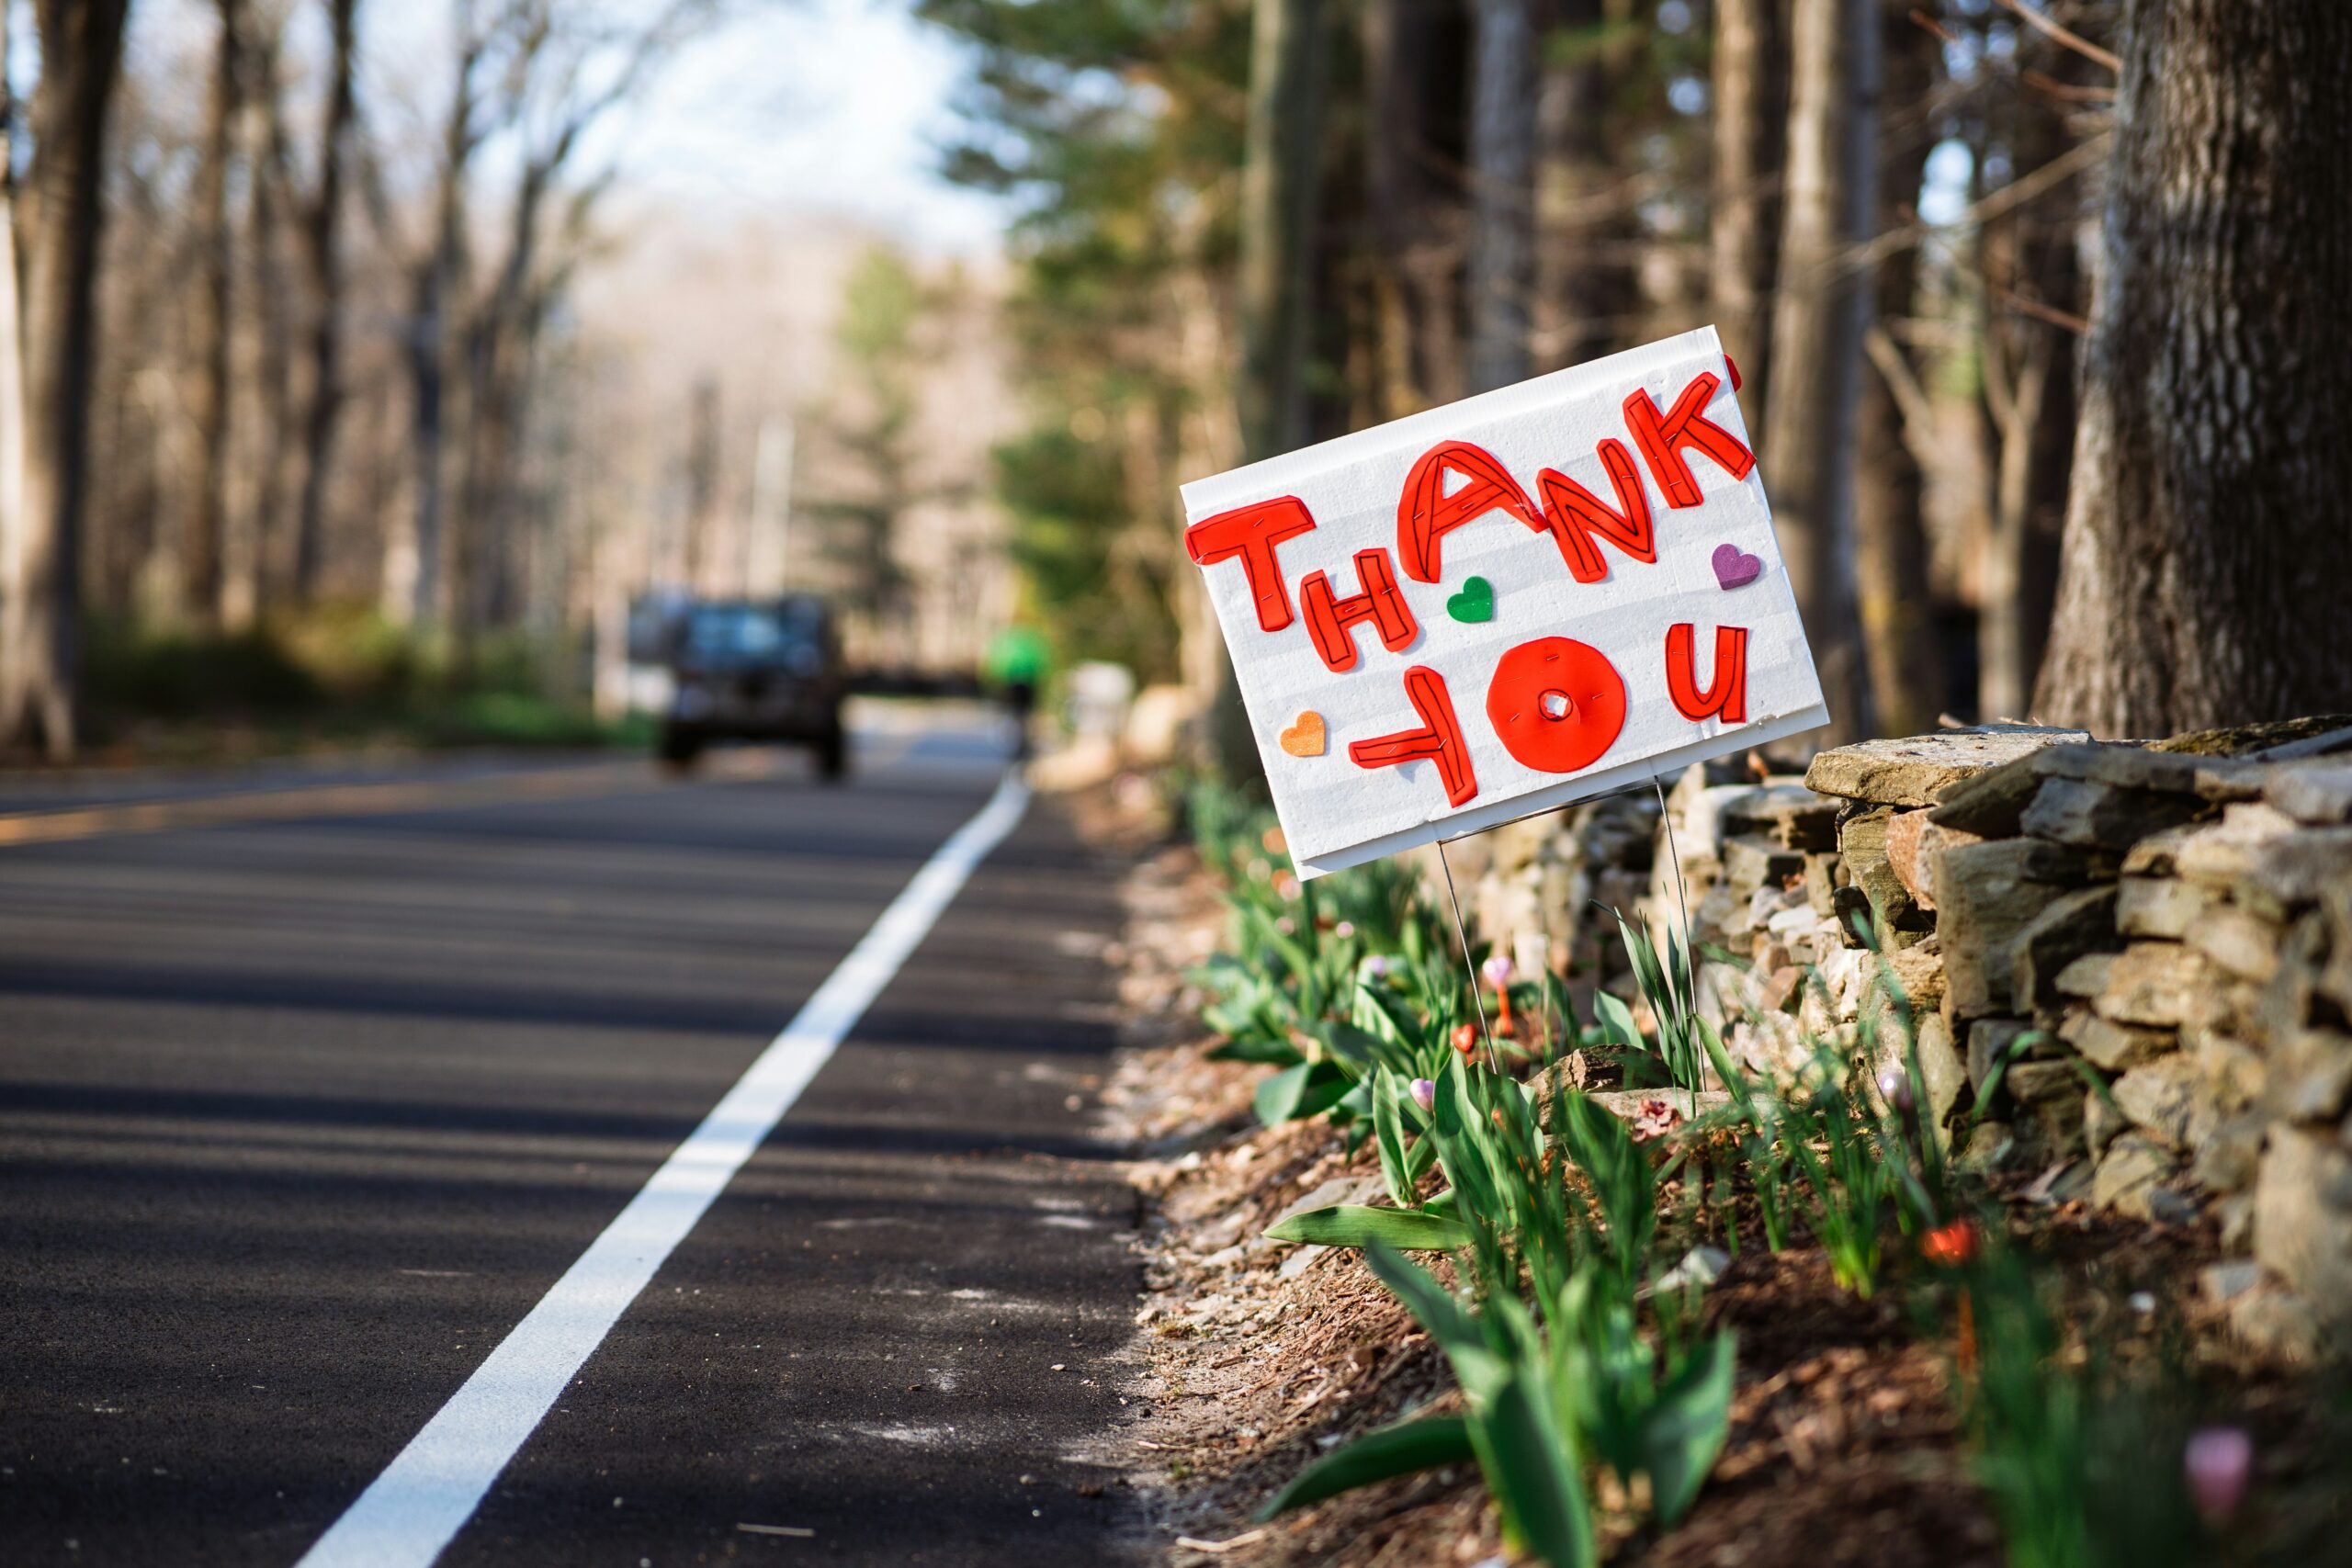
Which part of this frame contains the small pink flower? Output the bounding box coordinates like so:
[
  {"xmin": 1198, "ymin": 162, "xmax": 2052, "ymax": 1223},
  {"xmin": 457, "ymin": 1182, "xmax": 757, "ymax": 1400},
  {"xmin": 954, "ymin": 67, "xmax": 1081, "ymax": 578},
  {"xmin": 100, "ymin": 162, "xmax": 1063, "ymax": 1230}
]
[
  {"xmin": 1334, "ymin": 920, "xmax": 1356, "ymax": 940},
  {"xmin": 1363, "ymin": 955, "xmax": 1393, "ymax": 978},
  {"xmin": 1481, "ymin": 954, "xmax": 1514, "ymax": 990},
  {"xmin": 2184, "ymin": 1426, "xmax": 2253, "ymax": 1527},
  {"xmin": 1408, "ymin": 1078, "xmax": 1436, "ymax": 1112}
]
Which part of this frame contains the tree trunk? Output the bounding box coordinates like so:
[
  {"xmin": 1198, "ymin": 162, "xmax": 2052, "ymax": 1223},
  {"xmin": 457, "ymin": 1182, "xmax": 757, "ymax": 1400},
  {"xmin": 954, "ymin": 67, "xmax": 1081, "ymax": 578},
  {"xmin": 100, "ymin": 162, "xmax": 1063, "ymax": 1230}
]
[
  {"xmin": 409, "ymin": 17, "xmax": 481, "ymax": 637},
  {"xmin": 5, "ymin": 0, "xmax": 131, "ymax": 758},
  {"xmin": 1761, "ymin": 0, "xmax": 1874, "ymax": 740},
  {"xmin": 2036, "ymin": 0, "xmax": 2352, "ymax": 734},
  {"xmin": 0, "ymin": 2, "xmax": 27, "ymax": 679},
  {"xmin": 232, "ymin": 17, "xmax": 293, "ymax": 630},
  {"xmin": 1971, "ymin": 15, "xmax": 2094, "ymax": 721},
  {"xmin": 1533, "ymin": 0, "xmax": 1634, "ymax": 372},
  {"xmin": 1220, "ymin": 0, "xmax": 1327, "ymax": 783},
  {"xmin": 1711, "ymin": 0, "xmax": 1787, "ymax": 429},
  {"xmin": 291, "ymin": 0, "xmax": 357, "ymax": 604},
  {"xmin": 186, "ymin": 0, "xmax": 243, "ymax": 628},
  {"xmin": 1237, "ymin": 0, "xmax": 1325, "ymax": 461},
  {"xmin": 1464, "ymin": 0, "xmax": 1536, "ymax": 392},
  {"xmin": 1852, "ymin": 0, "xmax": 1939, "ymax": 738},
  {"xmin": 1361, "ymin": 0, "xmax": 1465, "ymax": 416}
]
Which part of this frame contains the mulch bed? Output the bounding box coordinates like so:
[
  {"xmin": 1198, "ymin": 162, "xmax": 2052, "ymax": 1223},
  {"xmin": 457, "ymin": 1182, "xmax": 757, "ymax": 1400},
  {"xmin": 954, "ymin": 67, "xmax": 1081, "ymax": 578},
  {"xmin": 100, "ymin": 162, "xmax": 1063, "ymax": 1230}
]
[{"xmin": 1075, "ymin": 794, "xmax": 2349, "ymax": 1566}]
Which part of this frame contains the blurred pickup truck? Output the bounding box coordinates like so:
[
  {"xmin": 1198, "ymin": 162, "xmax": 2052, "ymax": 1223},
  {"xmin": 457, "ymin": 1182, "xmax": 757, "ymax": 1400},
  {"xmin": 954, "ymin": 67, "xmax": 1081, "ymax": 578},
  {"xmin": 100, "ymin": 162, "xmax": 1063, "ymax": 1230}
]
[{"xmin": 658, "ymin": 596, "xmax": 848, "ymax": 778}]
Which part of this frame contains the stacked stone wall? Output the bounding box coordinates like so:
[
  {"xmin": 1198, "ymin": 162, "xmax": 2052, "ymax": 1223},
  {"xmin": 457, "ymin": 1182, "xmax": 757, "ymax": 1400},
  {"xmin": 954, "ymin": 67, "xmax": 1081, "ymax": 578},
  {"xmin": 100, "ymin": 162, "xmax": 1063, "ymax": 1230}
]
[{"xmin": 1431, "ymin": 718, "xmax": 2352, "ymax": 1359}]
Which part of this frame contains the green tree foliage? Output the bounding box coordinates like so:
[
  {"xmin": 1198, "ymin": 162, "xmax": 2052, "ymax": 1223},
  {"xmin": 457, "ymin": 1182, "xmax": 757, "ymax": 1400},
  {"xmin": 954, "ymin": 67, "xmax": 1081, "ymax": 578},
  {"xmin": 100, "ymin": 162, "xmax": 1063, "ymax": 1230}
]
[
  {"xmin": 918, "ymin": 0, "xmax": 1256, "ymax": 683},
  {"xmin": 811, "ymin": 245, "xmax": 927, "ymax": 637}
]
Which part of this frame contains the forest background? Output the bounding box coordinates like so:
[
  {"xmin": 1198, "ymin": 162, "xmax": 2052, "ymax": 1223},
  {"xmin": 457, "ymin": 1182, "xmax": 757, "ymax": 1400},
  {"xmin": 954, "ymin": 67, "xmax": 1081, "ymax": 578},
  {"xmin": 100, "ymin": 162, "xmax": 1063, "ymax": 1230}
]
[{"xmin": 4, "ymin": 0, "xmax": 2347, "ymax": 763}]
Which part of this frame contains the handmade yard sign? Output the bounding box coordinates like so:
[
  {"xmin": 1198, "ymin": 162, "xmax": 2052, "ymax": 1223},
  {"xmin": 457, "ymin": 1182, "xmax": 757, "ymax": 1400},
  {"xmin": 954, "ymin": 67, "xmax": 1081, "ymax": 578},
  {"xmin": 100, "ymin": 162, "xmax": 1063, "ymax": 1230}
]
[{"xmin": 1181, "ymin": 325, "xmax": 1826, "ymax": 878}]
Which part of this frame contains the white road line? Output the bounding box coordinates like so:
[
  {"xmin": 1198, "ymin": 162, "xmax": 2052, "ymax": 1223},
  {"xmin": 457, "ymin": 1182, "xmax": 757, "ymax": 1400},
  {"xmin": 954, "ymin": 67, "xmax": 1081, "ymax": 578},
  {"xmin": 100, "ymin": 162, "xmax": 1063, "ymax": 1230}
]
[{"xmin": 296, "ymin": 772, "xmax": 1032, "ymax": 1568}]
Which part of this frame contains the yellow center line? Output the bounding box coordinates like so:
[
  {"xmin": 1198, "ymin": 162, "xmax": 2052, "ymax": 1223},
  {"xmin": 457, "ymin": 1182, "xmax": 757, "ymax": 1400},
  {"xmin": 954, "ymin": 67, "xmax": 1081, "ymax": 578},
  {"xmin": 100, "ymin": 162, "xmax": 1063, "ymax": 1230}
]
[{"xmin": 0, "ymin": 748, "xmax": 786, "ymax": 849}]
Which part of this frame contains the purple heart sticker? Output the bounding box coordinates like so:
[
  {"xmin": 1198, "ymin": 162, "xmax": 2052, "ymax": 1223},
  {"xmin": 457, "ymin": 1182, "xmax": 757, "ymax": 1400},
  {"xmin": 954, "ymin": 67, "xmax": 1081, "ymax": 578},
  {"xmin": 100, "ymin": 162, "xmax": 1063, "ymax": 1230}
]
[{"xmin": 1712, "ymin": 543, "xmax": 1762, "ymax": 590}]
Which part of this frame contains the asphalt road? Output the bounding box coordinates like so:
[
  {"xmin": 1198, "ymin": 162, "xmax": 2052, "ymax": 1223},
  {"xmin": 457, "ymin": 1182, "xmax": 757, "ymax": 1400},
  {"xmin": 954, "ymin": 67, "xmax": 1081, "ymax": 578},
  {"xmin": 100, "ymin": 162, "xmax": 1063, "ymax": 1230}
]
[{"xmin": 0, "ymin": 707, "xmax": 1149, "ymax": 1567}]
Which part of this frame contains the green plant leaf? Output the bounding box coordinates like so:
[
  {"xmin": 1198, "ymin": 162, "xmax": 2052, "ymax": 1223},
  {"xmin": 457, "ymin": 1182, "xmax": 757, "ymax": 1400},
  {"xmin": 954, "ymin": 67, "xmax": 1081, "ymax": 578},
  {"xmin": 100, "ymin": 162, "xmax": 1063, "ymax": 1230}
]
[
  {"xmin": 1474, "ymin": 1366, "xmax": 1597, "ymax": 1568},
  {"xmin": 1364, "ymin": 1243, "xmax": 1483, "ymax": 1352},
  {"xmin": 1328, "ymin": 1077, "xmax": 1374, "ymax": 1127},
  {"xmin": 1641, "ymin": 1331, "xmax": 1736, "ymax": 1525},
  {"xmin": 1373, "ymin": 1070, "xmax": 1417, "ymax": 1207},
  {"xmin": 1204, "ymin": 1036, "xmax": 1305, "ymax": 1066},
  {"xmin": 1253, "ymin": 1059, "xmax": 1351, "ymax": 1126},
  {"xmin": 1313, "ymin": 1019, "xmax": 1390, "ymax": 1072},
  {"xmin": 1266, "ymin": 1204, "xmax": 1469, "ymax": 1251},
  {"xmin": 1255, "ymin": 1413, "xmax": 1475, "ymax": 1519},
  {"xmin": 1593, "ymin": 988, "xmax": 1643, "ymax": 1056}
]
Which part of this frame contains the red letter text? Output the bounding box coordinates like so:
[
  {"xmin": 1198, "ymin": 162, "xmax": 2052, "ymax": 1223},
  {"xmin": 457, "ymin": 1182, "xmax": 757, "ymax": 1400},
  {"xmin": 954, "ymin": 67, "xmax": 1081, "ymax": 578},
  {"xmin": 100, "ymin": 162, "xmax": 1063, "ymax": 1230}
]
[
  {"xmin": 1186, "ymin": 496, "xmax": 1317, "ymax": 632},
  {"xmin": 1533, "ymin": 438, "xmax": 1655, "ymax": 584},
  {"xmin": 1623, "ymin": 372, "xmax": 1754, "ymax": 508},
  {"xmin": 1396, "ymin": 440, "xmax": 1545, "ymax": 583},
  {"xmin": 1350, "ymin": 666, "xmax": 1478, "ymax": 807},
  {"xmin": 1301, "ymin": 547, "xmax": 1419, "ymax": 672},
  {"xmin": 1665, "ymin": 623, "xmax": 1749, "ymax": 723}
]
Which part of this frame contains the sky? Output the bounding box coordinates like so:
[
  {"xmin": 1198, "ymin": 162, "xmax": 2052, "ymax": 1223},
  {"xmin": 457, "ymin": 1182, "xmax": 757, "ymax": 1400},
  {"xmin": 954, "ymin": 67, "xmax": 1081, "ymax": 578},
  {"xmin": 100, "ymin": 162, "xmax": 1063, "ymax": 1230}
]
[
  {"xmin": 621, "ymin": 0, "xmax": 1013, "ymax": 255},
  {"xmin": 121, "ymin": 0, "xmax": 1013, "ymax": 258}
]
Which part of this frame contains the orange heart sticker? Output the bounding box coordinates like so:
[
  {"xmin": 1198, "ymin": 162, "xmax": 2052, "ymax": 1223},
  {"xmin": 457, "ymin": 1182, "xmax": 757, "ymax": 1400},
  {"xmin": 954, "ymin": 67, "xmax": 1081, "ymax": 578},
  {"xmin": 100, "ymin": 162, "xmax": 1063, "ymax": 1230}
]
[{"xmin": 1279, "ymin": 711, "xmax": 1327, "ymax": 758}]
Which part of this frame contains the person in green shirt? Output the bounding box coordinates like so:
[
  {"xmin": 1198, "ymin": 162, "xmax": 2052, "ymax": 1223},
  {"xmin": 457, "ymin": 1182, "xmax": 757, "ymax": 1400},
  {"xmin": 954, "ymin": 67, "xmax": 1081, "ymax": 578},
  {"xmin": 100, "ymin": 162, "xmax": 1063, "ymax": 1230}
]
[{"xmin": 984, "ymin": 625, "xmax": 1050, "ymax": 759}]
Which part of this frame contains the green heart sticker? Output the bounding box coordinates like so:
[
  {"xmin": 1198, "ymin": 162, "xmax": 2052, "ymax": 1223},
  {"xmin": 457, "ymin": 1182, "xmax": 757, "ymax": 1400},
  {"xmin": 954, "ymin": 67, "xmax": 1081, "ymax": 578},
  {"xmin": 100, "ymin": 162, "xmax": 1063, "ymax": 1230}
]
[{"xmin": 1446, "ymin": 575, "xmax": 1494, "ymax": 624}]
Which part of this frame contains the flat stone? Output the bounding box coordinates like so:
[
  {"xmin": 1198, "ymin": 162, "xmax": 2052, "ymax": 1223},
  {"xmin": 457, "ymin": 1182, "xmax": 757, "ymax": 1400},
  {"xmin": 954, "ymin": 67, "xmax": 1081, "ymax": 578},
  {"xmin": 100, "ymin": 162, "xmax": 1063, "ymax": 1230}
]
[
  {"xmin": 2007, "ymin": 1057, "xmax": 2085, "ymax": 1108},
  {"xmin": 2110, "ymin": 1053, "xmax": 2203, "ymax": 1147},
  {"xmin": 2190, "ymin": 1111, "xmax": 2268, "ymax": 1195},
  {"xmin": 2018, "ymin": 776, "xmax": 2210, "ymax": 850},
  {"xmin": 1674, "ymin": 780, "xmax": 1782, "ymax": 856},
  {"xmin": 1883, "ymin": 809, "xmax": 1933, "ymax": 908},
  {"xmin": 2116, "ymin": 875, "xmax": 2213, "ymax": 940},
  {"xmin": 2093, "ymin": 1132, "xmax": 2175, "ymax": 1219},
  {"xmin": 1955, "ymin": 1118, "xmax": 2018, "ymax": 1174},
  {"xmin": 1836, "ymin": 807, "xmax": 1924, "ymax": 931},
  {"xmin": 2162, "ymin": 714, "xmax": 2352, "ymax": 759},
  {"xmin": 1758, "ymin": 964, "xmax": 1804, "ymax": 1014},
  {"xmin": 2266, "ymin": 761, "xmax": 2352, "ymax": 825},
  {"xmin": 1936, "ymin": 839, "xmax": 2116, "ymax": 1018},
  {"xmin": 1967, "ymin": 1017, "xmax": 2038, "ymax": 1092},
  {"xmin": 2161, "ymin": 803, "xmax": 2303, "ymax": 886},
  {"xmin": 1802, "ymin": 852, "xmax": 1844, "ymax": 918},
  {"xmin": 2235, "ymin": 827, "xmax": 2352, "ymax": 917},
  {"xmin": 2009, "ymin": 886, "xmax": 2120, "ymax": 1011},
  {"xmin": 1722, "ymin": 833, "xmax": 1804, "ymax": 895},
  {"xmin": 2024, "ymin": 739, "xmax": 2284, "ymax": 803},
  {"xmin": 2270, "ymin": 1028, "xmax": 2352, "ymax": 1122},
  {"xmin": 2186, "ymin": 904, "xmax": 2285, "ymax": 983},
  {"xmin": 2253, "ymin": 1127, "xmax": 2352, "ymax": 1326},
  {"xmin": 2088, "ymin": 942, "xmax": 2225, "ymax": 1028},
  {"xmin": 2190, "ymin": 1027, "xmax": 2267, "ymax": 1109},
  {"xmin": 1888, "ymin": 939, "xmax": 1946, "ymax": 1009},
  {"xmin": 1804, "ymin": 726, "xmax": 2093, "ymax": 809},
  {"xmin": 1928, "ymin": 759, "xmax": 2049, "ymax": 838},
  {"xmin": 2083, "ymin": 1085, "xmax": 2126, "ymax": 1154},
  {"xmin": 2054, "ymin": 953, "xmax": 2115, "ymax": 1000},
  {"xmin": 1914, "ymin": 1010, "xmax": 1966, "ymax": 1125},
  {"xmin": 1585, "ymin": 1089, "xmax": 1733, "ymax": 1125},
  {"xmin": 2008, "ymin": 1060, "xmax": 2086, "ymax": 1157},
  {"xmin": 2060, "ymin": 1009, "xmax": 2177, "ymax": 1072},
  {"xmin": 1724, "ymin": 785, "xmax": 1840, "ymax": 852}
]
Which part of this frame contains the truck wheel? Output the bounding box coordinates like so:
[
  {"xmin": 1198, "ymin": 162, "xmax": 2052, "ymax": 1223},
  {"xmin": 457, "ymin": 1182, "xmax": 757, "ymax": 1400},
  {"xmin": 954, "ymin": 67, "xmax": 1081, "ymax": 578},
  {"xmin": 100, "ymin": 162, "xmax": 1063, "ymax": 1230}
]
[{"xmin": 816, "ymin": 721, "xmax": 849, "ymax": 782}]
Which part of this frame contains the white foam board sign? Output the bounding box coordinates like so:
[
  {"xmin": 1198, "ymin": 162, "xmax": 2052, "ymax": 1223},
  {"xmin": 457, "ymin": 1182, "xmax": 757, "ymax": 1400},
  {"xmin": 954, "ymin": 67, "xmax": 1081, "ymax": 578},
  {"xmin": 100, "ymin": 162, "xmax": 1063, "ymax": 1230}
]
[{"xmin": 1180, "ymin": 325, "xmax": 1826, "ymax": 877}]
